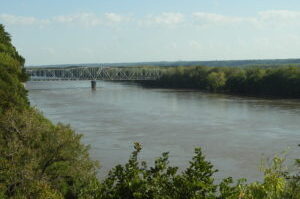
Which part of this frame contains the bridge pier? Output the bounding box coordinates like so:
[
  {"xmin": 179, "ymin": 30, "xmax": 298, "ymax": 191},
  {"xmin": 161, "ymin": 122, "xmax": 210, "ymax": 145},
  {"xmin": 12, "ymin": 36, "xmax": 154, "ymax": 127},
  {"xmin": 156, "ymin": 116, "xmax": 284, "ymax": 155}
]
[{"xmin": 91, "ymin": 80, "xmax": 96, "ymax": 90}]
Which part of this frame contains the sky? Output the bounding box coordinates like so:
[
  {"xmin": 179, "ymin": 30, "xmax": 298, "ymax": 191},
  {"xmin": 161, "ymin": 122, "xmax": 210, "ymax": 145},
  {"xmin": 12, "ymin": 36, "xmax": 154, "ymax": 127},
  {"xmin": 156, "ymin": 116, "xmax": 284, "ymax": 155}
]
[{"xmin": 1, "ymin": 0, "xmax": 300, "ymax": 66}]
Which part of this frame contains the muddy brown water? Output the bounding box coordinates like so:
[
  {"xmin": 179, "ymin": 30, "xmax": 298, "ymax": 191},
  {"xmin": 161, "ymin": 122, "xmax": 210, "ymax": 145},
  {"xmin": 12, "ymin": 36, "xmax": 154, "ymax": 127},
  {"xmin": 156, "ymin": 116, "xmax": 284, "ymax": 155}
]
[{"xmin": 27, "ymin": 81, "xmax": 300, "ymax": 182}]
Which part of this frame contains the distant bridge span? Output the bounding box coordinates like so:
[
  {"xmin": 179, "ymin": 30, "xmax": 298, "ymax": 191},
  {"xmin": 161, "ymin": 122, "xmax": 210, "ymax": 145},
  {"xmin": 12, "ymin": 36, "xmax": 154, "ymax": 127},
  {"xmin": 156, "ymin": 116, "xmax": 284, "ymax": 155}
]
[{"xmin": 26, "ymin": 66, "xmax": 161, "ymax": 81}]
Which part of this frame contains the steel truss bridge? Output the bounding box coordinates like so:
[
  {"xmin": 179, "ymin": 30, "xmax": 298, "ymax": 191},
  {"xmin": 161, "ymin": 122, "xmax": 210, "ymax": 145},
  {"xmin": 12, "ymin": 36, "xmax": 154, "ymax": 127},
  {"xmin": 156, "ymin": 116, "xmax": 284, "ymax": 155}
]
[{"xmin": 26, "ymin": 66, "xmax": 161, "ymax": 81}]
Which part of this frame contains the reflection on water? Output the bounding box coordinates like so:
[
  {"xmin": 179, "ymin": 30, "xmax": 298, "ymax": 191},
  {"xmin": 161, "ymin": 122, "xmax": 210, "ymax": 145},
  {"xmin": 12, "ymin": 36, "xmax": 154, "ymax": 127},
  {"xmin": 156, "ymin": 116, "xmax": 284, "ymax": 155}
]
[{"xmin": 27, "ymin": 81, "xmax": 300, "ymax": 181}]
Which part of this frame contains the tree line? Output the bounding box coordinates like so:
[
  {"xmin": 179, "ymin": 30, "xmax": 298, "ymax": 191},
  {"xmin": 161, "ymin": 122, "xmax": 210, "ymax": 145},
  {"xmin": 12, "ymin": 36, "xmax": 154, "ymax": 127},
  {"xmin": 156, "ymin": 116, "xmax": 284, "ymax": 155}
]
[
  {"xmin": 139, "ymin": 65, "xmax": 300, "ymax": 98},
  {"xmin": 1, "ymin": 24, "xmax": 300, "ymax": 198}
]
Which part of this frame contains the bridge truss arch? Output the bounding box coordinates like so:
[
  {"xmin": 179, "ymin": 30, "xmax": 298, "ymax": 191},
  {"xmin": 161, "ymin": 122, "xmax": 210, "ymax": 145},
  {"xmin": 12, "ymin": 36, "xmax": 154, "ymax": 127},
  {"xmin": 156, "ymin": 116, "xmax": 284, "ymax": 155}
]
[{"xmin": 26, "ymin": 66, "xmax": 162, "ymax": 81}]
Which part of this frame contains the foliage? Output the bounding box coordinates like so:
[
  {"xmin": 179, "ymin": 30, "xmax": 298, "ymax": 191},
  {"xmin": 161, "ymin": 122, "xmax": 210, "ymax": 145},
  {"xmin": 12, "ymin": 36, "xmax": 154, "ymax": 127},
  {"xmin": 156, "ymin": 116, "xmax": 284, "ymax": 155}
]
[
  {"xmin": 100, "ymin": 143, "xmax": 239, "ymax": 199},
  {"xmin": 237, "ymin": 155, "xmax": 300, "ymax": 199},
  {"xmin": 140, "ymin": 65, "xmax": 300, "ymax": 98},
  {"xmin": 0, "ymin": 24, "xmax": 100, "ymax": 198},
  {"xmin": 98, "ymin": 144, "xmax": 300, "ymax": 199},
  {"xmin": 207, "ymin": 72, "xmax": 226, "ymax": 91},
  {"xmin": 0, "ymin": 108, "xmax": 100, "ymax": 198},
  {"xmin": 0, "ymin": 24, "xmax": 28, "ymax": 115}
]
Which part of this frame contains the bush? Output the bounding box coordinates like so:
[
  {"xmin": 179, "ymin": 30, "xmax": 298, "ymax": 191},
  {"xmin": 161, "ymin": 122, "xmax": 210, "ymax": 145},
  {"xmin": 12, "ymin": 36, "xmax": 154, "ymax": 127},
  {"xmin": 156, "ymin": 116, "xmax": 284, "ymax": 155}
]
[{"xmin": 0, "ymin": 108, "xmax": 99, "ymax": 198}]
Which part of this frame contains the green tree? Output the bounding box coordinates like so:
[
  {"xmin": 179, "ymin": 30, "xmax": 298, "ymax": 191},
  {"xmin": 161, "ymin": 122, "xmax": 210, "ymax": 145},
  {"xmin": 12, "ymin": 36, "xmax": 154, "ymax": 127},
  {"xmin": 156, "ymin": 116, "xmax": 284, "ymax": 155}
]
[
  {"xmin": 100, "ymin": 143, "xmax": 241, "ymax": 199},
  {"xmin": 0, "ymin": 108, "xmax": 100, "ymax": 198},
  {"xmin": 207, "ymin": 71, "xmax": 227, "ymax": 91}
]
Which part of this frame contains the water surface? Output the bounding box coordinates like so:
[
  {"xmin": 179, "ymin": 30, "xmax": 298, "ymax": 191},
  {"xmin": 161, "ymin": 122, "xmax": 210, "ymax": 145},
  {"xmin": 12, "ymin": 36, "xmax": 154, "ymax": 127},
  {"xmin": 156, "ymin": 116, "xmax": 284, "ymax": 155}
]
[{"xmin": 27, "ymin": 81, "xmax": 300, "ymax": 181}]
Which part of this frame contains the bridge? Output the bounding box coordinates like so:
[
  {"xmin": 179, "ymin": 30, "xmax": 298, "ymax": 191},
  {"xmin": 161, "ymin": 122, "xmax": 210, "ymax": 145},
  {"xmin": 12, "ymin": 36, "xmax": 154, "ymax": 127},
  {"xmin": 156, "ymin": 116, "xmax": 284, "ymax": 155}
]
[{"xmin": 26, "ymin": 66, "xmax": 161, "ymax": 88}]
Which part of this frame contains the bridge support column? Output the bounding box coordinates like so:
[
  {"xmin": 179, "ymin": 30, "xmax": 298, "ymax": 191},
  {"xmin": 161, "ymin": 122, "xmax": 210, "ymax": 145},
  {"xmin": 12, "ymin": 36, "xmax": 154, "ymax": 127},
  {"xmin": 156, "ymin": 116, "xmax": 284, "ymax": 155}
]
[{"xmin": 91, "ymin": 80, "xmax": 96, "ymax": 90}]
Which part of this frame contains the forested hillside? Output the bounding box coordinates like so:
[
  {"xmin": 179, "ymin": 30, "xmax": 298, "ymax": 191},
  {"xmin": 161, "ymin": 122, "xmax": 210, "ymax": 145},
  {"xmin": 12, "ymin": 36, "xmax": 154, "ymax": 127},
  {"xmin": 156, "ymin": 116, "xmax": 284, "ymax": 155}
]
[{"xmin": 0, "ymin": 24, "xmax": 99, "ymax": 198}]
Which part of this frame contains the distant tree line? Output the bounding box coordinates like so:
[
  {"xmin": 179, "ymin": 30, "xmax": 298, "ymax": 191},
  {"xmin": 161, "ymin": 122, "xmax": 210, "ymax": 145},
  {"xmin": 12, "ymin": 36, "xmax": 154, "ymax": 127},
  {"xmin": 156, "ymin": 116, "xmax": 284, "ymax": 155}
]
[
  {"xmin": 1, "ymin": 24, "xmax": 300, "ymax": 198},
  {"xmin": 139, "ymin": 65, "xmax": 300, "ymax": 98}
]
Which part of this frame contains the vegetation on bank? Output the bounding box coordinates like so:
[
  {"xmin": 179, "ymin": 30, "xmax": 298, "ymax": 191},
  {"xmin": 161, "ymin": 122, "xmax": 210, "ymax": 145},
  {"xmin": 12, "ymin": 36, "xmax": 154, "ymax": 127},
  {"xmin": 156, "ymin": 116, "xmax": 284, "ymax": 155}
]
[
  {"xmin": 139, "ymin": 65, "xmax": 300, "ymax": 98},
  {"xmin": 1, "ymin": 24, "xmax": 300, "ymax": 198},
  {"xmin": 0, "ymin": 24, "xmax": 99, "ymax": 198}
]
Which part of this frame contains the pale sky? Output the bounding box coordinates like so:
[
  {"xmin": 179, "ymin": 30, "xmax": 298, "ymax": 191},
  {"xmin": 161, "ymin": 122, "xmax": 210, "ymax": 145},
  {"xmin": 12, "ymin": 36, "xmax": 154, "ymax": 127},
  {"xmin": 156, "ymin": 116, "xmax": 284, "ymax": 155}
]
[{"xmin": 1, "ymin": 0, "xmax": 300, "ymax": 66}]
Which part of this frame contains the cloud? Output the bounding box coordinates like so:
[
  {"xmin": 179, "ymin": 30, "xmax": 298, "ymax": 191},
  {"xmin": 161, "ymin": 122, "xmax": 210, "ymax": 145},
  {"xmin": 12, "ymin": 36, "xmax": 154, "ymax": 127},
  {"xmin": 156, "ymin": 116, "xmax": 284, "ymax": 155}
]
[
  {"xmin": 53, "ymin": 13, "xmax": 101, "ymax": 27},
  {"xmin": 142, "ymin": 12, "xmax": 184, "ymax": 26},
  {"xmin": 0, "ymin": 14, "xmax": 49, "ymax": 25},
  {"xmin": 153, "ymin": 12, "xmax": 184, "ymax": 25},
  {"xmin": 104, "ymin": 13, "xmax": 129, "ymax": 23},
  {"xmin": 192, "ymin": 12, "xmax": 255, "ymax": 26},
  {"xmin": 192, "ymin": 10, "xmax": 300, "ymax": 27},
  {"xmin": 2, "ymin": 10, "xmax": 300, "ymax": 28},
  {"xmin": 258, "ymin": 10, "xmax": 300, "ymax": 26},
  {"xmin": 1, "ymin": 12, "xmax": 130, "ymax": 27},
  {"xmin": 53, "ymin": 13, "xmax": 130, "ymax": 27},
  {"xmin": 259, "ymin": 10, "xmax": 300, "ymax": 20}
]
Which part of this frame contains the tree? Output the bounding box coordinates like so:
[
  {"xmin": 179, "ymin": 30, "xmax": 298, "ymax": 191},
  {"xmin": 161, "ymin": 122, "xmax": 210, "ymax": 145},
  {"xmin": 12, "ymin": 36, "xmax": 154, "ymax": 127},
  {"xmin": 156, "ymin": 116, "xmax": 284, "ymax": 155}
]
[
  {"xmin": 0, "ymin": 108, "xmax": 100, "ymax": 198},
  {"xmin": 207, "ymin": 71, "xmax": 227, "ymax": 91}
]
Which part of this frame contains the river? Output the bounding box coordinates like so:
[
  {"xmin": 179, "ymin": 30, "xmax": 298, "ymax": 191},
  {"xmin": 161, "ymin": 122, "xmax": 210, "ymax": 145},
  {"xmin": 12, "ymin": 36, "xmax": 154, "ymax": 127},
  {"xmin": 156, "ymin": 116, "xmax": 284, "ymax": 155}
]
[{"xmin": 27, "ymin": 80, "xmax": 300, "ymax": 182}]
